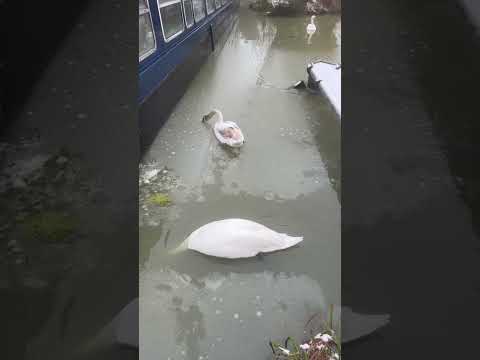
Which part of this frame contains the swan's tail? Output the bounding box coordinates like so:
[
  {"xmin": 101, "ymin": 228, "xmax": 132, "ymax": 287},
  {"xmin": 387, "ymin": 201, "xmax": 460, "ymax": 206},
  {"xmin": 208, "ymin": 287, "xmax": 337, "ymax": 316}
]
[
  {"xmin": 168, "ymin": 240, "xmax": 189, "ymax": 255},
  {"xmin": 282, "ymin": 235, "xmax": 303, "ymax": 249}
]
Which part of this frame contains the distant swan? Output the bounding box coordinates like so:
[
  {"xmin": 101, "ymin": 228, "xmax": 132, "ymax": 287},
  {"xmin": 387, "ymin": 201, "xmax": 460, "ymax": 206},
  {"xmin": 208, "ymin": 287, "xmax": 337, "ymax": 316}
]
[
  {"xmin": 306, "ymin": 15, "xmax": 317, "ymax": 44},
  {"xmin": 202, "ymin": 108, "xmax": 245, "ymax": 148},
  {"xmin": 171, "ymin": 218, "xmax": 303, "ymax": 258},
  {"xmin": 307, "ymin": 15, "xmax": 317, "ymax": 33}
]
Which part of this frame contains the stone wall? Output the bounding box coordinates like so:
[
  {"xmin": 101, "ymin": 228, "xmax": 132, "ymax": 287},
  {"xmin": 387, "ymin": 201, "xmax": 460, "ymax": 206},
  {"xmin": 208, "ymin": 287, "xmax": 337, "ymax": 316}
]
[
  {"xmin": 305, "ymin": 0, "xmax": 341, "ymax": 14},
  {"xmin": 249, "ymin": 0, "xmax": 341, "ymax": 15}
]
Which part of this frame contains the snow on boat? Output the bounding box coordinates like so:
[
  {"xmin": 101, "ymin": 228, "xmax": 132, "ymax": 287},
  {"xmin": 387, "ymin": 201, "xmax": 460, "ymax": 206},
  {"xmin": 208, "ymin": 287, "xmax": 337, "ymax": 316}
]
[{"xmin": 307, "ymin": 60, "xmax": 341, "ymax": 119}]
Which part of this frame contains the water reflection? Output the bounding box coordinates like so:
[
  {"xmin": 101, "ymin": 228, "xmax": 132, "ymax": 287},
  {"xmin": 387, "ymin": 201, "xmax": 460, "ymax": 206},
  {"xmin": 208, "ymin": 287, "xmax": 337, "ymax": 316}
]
[
  {"xmin": 333, "ymin": 19, "xmax": 341, "ymax": 48},
  {"xmin": 236, "ymin": 5, "xmax": 340, "ymax": 61},
  {"xmin": 236, "ymin": 5, "xmax": 261, "ymax": 41},
  {"xmin": 175, "ymin": 304, "xmax": 205, "ymax": 360},
  {"xmin": 140, "ymin": 267, "xmax": 332, "ymax": 360}
]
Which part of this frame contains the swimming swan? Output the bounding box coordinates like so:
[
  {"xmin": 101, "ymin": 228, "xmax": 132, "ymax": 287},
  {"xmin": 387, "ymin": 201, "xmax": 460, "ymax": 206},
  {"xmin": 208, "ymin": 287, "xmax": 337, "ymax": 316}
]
[
  {"xmin": 171, "ymin": 218, "xmax": 303, "ymax": 258},
  {"xmin": 307, "ymin": 15, "xmax": 317, "ymax": 33},
  {"xmin": 307, "ymin": 15, "xmax": 317, "ymax": 34},
  {"xmin": 202, "ymin": 109, "xmax": 245, "ymax": 148},
  {"xmin": 306, "ymin": 15, "xmax": 317, "ymax": 44}
]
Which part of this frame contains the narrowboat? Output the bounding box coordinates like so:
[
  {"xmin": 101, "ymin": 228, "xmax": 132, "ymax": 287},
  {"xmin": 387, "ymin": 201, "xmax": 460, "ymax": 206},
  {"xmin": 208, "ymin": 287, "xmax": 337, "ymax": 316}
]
[
  {"xmin": 307, "ymin": 60, "xmax": 341, "ymax": 119},
  {"xmin": 139, "ymin": 0, "xmax": 239, "ymax": 151}
]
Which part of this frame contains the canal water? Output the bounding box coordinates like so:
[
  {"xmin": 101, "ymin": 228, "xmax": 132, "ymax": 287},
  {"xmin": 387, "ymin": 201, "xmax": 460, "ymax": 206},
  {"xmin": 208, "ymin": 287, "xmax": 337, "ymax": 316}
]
[{"xmin": 139, "ymin": 3, "xmax": 341, "ymax": 360}]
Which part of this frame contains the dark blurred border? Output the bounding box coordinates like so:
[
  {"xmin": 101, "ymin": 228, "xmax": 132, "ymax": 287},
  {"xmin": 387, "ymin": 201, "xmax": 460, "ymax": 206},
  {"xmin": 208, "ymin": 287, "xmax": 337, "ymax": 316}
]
[
  {"xmin": 3, "ymin": 1, "xmax": 91, "ymax": 130},
  {"xmin": 343, "ymin": 0, "xmax": 480, "ymax": 358},
  {"xmin": 2, "ymin": 1, "xmax": 138, "ymax": 359}
]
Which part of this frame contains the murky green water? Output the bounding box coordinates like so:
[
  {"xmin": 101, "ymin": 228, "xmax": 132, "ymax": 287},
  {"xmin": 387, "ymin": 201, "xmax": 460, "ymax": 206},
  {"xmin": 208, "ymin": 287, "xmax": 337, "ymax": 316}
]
[{"xmin": 139, "ymin": 3, "xmax": 340, "ymax": 359}]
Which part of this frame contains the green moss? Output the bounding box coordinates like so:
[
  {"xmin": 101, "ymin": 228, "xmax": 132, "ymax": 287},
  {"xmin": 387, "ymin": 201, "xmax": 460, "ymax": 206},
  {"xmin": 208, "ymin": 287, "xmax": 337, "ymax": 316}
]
[
  {"xmin": 24, "ymin": 211, "xmax": 76, "ymax": 242},
  {"xmin": 148, "ymin": 193, "xmax": 172, "ymax": 207}
]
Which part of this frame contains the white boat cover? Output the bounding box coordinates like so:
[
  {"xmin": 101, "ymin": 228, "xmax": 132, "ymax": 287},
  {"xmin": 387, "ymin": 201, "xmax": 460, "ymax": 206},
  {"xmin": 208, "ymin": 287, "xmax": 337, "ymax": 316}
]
[{"xmin": 309, "ymin": 61, "xmax": 341, "ymax": 118}]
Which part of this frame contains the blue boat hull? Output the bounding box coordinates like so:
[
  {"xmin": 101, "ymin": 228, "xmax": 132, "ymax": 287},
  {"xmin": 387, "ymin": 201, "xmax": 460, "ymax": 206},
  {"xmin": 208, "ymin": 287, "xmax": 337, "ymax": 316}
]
[{"xmin": 139, "ymin": 1, "xmax": 239, "ymax": 152}]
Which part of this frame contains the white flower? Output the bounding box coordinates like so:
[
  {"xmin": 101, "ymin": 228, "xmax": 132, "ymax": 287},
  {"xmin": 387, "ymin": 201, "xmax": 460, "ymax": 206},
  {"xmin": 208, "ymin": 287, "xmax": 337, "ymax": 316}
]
[
  {"xmin": 300, "ymin": 343, "xmax": 310, "ymax": 350},
  {"xmin": 277, "ymin": 346, "xmax": 290, "ymax": 355},
  {"xmin": 315, "ymin": 333, "xmax": 333, "ymax": 342},
  {"xmin": 317, "ymin": 344, "xmax": 325, "ymax": 350}
]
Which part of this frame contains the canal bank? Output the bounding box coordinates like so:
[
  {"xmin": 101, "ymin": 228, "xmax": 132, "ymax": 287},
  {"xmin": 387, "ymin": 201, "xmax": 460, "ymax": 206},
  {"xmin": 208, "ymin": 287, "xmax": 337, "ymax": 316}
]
[
  {"xmin": 2, "ymin": 2, "xmax": 138, "ymax": 360},
  {"xmin": 139, "ymin": 2, "xmax": 340, "ymax": 359}
]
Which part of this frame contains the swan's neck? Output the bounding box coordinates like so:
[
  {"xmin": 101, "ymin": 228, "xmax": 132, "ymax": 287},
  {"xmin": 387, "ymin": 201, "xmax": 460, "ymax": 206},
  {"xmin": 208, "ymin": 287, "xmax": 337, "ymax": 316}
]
[
  {"xmin": 212, "ymin": 109, "xmax": 224, "ymax": 123},
  {"xmin": 310, "ymin": 17, "xmax": 315, "ymax": 24}
]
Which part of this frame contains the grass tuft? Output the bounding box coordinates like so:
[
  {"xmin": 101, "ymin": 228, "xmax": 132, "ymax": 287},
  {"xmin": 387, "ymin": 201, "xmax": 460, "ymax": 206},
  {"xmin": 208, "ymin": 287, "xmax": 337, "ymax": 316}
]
[
  {"xmin": 148, "ymin": 193, "xmax": 172, "ymax": 207},
  {"xmin": 24, "ymin": 211, "xmax": 76, "ymax": 242}
]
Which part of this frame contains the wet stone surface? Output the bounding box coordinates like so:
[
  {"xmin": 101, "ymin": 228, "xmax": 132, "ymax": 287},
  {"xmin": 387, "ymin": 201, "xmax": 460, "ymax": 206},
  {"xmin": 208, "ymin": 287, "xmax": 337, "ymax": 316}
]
[
  {"xmin": 139, "ymin": 163, "xmax": 181, "ymax": 228},
  {"xmin": 0, "ymin": 135, "xmax": 104, "ymax": 293}
]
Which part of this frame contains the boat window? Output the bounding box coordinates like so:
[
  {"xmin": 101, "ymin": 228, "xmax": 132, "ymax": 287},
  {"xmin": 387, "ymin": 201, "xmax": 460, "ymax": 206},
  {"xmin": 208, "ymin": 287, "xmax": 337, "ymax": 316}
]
[
  {"xmin": 206, "ymin": 0, "xmax": 215, "ymax": 14},
  {"xmin": 215, "ymin": 0, "xmax": 221, "ymax": 9},
  {"xmin": 183, "ymin": 0, "xmax": 195, "ymax": 27},
  {"xmin": 192, "ymin": 0, "xmax": 206, "ymax": 22},
  {"xmin": 158, "ymin": 0, "xmax": 185, "ymax": 42},
  {"xmin": 139, "ymin": 0, "xmax": 157, "ymax": 61}
]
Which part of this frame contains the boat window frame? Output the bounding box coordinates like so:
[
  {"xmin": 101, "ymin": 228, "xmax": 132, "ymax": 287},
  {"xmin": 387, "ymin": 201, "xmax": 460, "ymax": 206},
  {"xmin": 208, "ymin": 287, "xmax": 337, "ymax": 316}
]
[
  {"xmin": 139, "ymin": 0, "xmax": 157, "ymax": 62},
  {"xmin": 157, "ymin": 0, "xmax": 186, "ymax": 43},
  {"xmin": 182, "ymin": 0, "xmax": 195, "ymax": 28},
  {"xmin": 192, "ymin": 0, "xmax": 206, "ymax": 22},
  {"xmin": 205, "ymin": 0, "xmax": 215, "ymax": 15}
]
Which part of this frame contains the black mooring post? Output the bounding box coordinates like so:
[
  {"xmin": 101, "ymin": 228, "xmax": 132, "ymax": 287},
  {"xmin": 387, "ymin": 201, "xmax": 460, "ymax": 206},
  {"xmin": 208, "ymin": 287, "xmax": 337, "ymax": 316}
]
[
  {"xmin": 209, "ymin": 24, "xmax": 215, "ymax": 51},
  {"xmin": 307, "ymin": 63, "xmax": 316, "ymax": 89}
]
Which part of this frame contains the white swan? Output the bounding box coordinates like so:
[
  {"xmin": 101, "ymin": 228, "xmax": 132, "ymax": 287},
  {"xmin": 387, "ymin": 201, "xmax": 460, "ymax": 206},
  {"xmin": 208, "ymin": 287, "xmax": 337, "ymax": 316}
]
[
  {"xmin": 306, "ymin": 15, "xmax": 317, "ymax": 45},
  {"xmin": 202, "ymin": 109, "xmax": 245, "ymax": 148},
  {"xmin": 307, "ymin": 15, "xmax": 317, "ymax": 33},
  {"xmin": 172, "ymin": 218, "xmax": 303, "ymax": 258}
]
